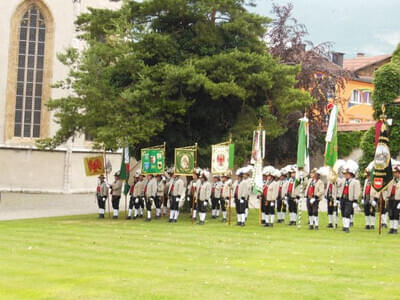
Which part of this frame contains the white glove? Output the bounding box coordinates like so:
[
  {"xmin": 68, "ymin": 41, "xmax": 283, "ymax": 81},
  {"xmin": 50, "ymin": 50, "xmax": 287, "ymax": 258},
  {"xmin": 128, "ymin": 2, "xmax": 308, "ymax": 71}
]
[
  {"xmin": 284, "ymin": 196, "xmax": 289, "ymax": 202},
  {"xmin": 102, "ymin": 197, "xmax": 106, "ymax": 202},
  {"xmin": 187, "ymin": 196, "xmax": 190, "ymax": 201},
  {"xmin": 176, "ymin": 197, "xmax": 181, "ymax": 202},
  {"xmin": 352, "ymin": 202, "xmax": 358, "ymax": 209},
  {"xmin": 270, "ymin": 201, "xmax": 274, "ymax": 207},
  {"xmin": 204, "ymin": 200, "xmax": 208, "ymax": 207},
  {"xmin": 397, "ymin": 203, "xmax": 400, "ymax": 210},
  {"xmin": 284, "ymin": 199, "xmax": 288, "ymax": 206},
  {"xmin": 361, "ymin": 199, "xmax": 365, "ymax": 205},
  {"xmin": 240, "ymin": 197, "xmax": 245, "ymax": 203},
  {"xmin": 310, "ymin": 198, "xmax": 316, "ymax": 204},
  {"xmin": 335, "ymin": 200, "xmax": 340, "ymax": 206},
  {"xmin": 371, "ymin": 200, "xmax": 377, "ymax": 207},
  {"xmin": 150, "ymin": 197, "xmax": 154, "ymax": 202}
]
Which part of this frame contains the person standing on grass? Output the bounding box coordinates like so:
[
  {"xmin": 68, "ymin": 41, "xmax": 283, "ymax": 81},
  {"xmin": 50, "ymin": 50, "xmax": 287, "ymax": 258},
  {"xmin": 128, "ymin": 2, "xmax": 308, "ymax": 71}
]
[
  {"xmin": 263, "ymin": 167, "xmax": 278, "ymax": 227},
  {"xmin": 168, "ymin": 169, "xmax": 185, "ymax": 223},
  {"xmin": 386, "ymin": 165, "xmax": 400, "ymax": 234},
  {"xmin": 154, "ymin": 175, "xmax": 165, "ymax": 219},
  {"xmin": 238, "ymin": 166, "xmax": 252, "ymax": 226},
  {"xmin": 110, "ymin": 171, "xmax": 122, "ymax": 219},
  {"xmin": 220, "ymin": 172, "xmax": 232, "ymax": 223},
  {"xmin": 339, "ymin": 162, "xmax": 361, "ymax": 233},
  {"xmin": 96, "ymin": 174, "xmax": 108, "ymax": 219},
  {"xmin": 283, "ymin": 167, "xmax": 298, "ymax": 226},
  {"xmin": 163, "ymin": 168, "xmax": 174, "ymax": 216},
  {"xmin": 144, "ymin": 174, "xmax": 157, "ymax": 222},
  {"xmin": 133, "ymin": 171, "xmax": 144, "ymax": 219},
  {"xmin": 305, "ymin": 168, "xmax": 324, "ymax": 230},
  {"xmin": 362, "ymin": 165, "xmax": 378, "ymax": 230},
  {"xmin": 126, "ymin": 172, "xmax": 139, "ymax": 220},
  {"xmin": 325, "ymin": 175, "xmax": 339, "ymax": 229},
  {"xmin": 233, "ymin": 168, "xmax": 243, "ymax": 226},
  {"xmin": 197, "ymin": 170, "xmax": 212, "ymax": 225},
  {"xmin": 187, "ymin": 168, "xmax": 201, "ymax": 220},
  {"xmin": 276, "ymin": 169, "xmax": 288, "ymax": 223},
  {"xmin": 211, "ymin": 175, "xmax": 223, "ymax": 219}
]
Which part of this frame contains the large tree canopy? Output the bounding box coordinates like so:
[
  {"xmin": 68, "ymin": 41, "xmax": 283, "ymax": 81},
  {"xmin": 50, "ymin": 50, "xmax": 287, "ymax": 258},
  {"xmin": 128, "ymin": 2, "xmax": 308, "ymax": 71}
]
[
  {"xmin": 359, "ymin": 44, "xmax": 400, "ymax": 172},
  {"xmin": 38, "ymin": 0, "xmax": 313, "ymax": 166}
]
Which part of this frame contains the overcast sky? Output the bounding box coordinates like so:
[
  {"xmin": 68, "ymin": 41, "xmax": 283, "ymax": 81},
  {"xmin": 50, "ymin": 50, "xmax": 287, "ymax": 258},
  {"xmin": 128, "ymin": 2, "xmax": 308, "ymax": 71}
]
[{"xmin": 249, "ymin": 0, "xmax": 400, "ymax": 58}]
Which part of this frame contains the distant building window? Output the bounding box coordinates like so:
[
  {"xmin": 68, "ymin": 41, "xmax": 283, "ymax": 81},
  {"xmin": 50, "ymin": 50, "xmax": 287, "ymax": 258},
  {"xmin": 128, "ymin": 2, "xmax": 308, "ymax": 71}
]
[
  {"xmin": 350, "ymin": 90, "xmax": 361, "ymax": 104},
  {"xmin": 349, "ymin": 119, "xmax": 361, "ymax": 124},
  {"xmin": 363, "ymin": 91, "xmax": 372, "ymax": 104},
  {"xmin": 14, "ymin": 6, "xmax": 46, "ymax": 138}
]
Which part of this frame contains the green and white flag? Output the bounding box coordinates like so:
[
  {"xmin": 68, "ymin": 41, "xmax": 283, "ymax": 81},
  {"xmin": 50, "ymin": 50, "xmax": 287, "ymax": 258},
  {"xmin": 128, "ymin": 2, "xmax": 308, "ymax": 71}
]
[
  {"xmin": 119, "ymin": 146, "xmax": 130, "ymax": 180},
  {"xmin": 297, "ymin": 117, "xmax": 310, "ymax": 173},
  {"xmin": 324, "ymin": 104, "xmax": 338, "ymax": 168}
]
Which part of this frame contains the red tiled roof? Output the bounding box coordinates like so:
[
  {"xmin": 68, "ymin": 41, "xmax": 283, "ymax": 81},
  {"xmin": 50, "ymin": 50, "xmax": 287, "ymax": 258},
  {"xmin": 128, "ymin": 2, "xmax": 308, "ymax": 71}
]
[
  {"xmin": 322, "ymin": 122, "xmax": 375, "ymax": 132},
  {"xmin": 343, "ymin": 54, "xmax": 392, "ymax": 72}
]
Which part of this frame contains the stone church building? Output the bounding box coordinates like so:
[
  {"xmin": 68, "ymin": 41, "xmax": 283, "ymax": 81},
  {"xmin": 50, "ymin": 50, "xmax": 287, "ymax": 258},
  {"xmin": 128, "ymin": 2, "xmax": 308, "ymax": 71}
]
[{"xmin": 0, "ymin": 0, "xmax": 122, "ymax": 198}]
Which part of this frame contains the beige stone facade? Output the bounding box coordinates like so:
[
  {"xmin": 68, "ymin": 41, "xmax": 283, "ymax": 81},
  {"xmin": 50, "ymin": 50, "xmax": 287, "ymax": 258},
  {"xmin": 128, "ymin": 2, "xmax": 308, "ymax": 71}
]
[{"xmin": 0, "ymin": 0, "xmax": 122, "ymax": 194}]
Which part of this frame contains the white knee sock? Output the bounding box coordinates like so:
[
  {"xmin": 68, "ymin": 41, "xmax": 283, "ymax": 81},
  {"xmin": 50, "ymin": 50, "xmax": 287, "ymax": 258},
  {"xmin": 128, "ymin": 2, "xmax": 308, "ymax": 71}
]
[
  {"xmin": 113, "ymin": 209, "xmax": 118, "ymax": 217},
  {"xmin": 134, "ymin": 209, "xmax": 138, "ymax": 217},
  {"xmin": 200, "ymin": 212, "xmax": 206, "ymax": 222},
  {"xmin": 370, "ymin": 216, "xmax": 375, "ymax": 226},
  {"xmin": 328, "ymin": 214, "xmax": 333, "ymax": 224},
  {"xmin": 169, "ymin": 210, "xmax": 174, "ymax": 220},
  {"xmin": 147, "ymin": 210, "xmax": 151, "ymax": 219},
  {"xmin": 390, "ymin": 220, "xmax": 394, "ymax": 229},
  {"xmin": 382, "ymin": 213, "xmax": 387, "ymax": 224},
  {"xmin": 216, "ymin": 210, "xmax": 220, "ymax": 216},
  {"xmin": 128, "ymin": 209, "xmax": 132, "ymax": 217},
  {"xmin": 314, "ymin": 216, "xmax": 319, "ymax": 226},
  {"xmin": 394, "ymin": 220, "xmax": 399, "ymax": 230},
  {"xmin": 271, "ymin": 214, "xmax": 275, "ymax": 224},
  {"xmin": 156, "ymin": 208, "xmax": 161, "ymax": 216},
  {"xmin": 222, "ymin": 211, "xmax": 227, "ymax": 219},
  {"xmin": 245, "ymin": 208, "xmax": 249, "ymax": 218},
  {"xmin": 309, "ymin": 216, "xmax": 313, "ymax": 225},
  {"xmin": 365, "ymin": 216, "xmax": 370, "ymax": 226},
  {"xmin": 175, "ymin": 210, "xmax": 179, "ymax": 220},
  {"xmin": 193, "ymin": 210, "xmax": 197, "ymax": 219},
  {"xmin": 99, "ymin": 208, "xmax": 105, "ymax": 214}
]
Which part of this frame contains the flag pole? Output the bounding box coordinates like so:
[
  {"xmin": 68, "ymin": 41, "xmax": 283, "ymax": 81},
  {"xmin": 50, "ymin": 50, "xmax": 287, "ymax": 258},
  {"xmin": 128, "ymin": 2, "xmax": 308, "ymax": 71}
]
[
  {"xmin": 378, "ymin": 191, "xmax": 383, "ymax": 235},
  {"xmin": 257, "ymin": 119, "xmax": 263, "ymax": 226},
  {"xmin": 103, "ymin": 149, "xmax": 112, "ymax": 219}
]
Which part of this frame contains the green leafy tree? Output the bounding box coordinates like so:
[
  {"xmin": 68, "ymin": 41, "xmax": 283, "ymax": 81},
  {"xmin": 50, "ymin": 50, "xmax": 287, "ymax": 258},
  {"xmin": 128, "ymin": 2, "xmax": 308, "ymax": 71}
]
[
  {"xmin": 359, "ymin": 44, "xmax": 400, "ymax": 172},
  {"xmin": 38, "ymin": 0, "xmax": 313, "ymax": 167}
]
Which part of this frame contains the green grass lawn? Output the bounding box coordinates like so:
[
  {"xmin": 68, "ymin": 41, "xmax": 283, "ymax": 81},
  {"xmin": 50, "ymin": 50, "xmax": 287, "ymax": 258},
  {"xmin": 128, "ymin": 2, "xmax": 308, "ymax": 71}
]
[{"xmin": 0, "ymin": 211, "xmax": 399, "ymax": 300}]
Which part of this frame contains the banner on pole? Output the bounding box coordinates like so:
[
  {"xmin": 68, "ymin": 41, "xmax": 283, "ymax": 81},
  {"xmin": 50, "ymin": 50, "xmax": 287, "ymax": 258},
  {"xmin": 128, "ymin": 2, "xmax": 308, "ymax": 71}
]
[
  {"xmin": 84, "ymin": 155, "xmax": 104, "ymax": 176},
  {"xmin": 174, "ymin": 145, "xmax": 197, "ymax": 175},
  {"xmin": 211, "ymin": 143, "xmax": 235, "ymax": 174},
  {"xmin": 141, "ymin": 145, "xmax": 165, "ymax": 175}
]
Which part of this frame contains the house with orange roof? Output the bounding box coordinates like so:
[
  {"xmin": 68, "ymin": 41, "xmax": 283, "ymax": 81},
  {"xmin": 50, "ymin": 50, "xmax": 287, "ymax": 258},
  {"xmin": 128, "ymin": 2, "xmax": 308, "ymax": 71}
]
[{"xmin": 336, "ymin": 53, "xmax": 392, "ymax": 130}]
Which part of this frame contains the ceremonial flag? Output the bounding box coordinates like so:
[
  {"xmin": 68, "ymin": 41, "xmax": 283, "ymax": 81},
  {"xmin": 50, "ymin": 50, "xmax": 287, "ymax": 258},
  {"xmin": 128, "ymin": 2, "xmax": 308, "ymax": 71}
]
[
  {"xmin": 141, "ymin": 146, "xmax": 165, "ymax": 175},
  {"xmin": 211, "ymin": 143, "xmax": 235, "ymax": 174},
  {"xmin": 297, "ymin": 117, "xmax": 310, "ymax": 173},
  {"xmin": 174, "ymin": 145, "xmax": 197, "ymax": 175},
  {"xmin": 251, "ymin": 128, "xmax": 265, "ymax": 194},
  {"xmin": 324, "ymin": 104, "xmax": 338, "ymax": 167},
  {"xmin": 119, "ymin": 146, "xmax": 130, "ymax": 180},
  {"xmin": 371, "ymin": 120, "xmax": 393, "ymax": 192},
  {"xmin": 84, "ymin": 155, "xmax": 104, "ymax": 176}
]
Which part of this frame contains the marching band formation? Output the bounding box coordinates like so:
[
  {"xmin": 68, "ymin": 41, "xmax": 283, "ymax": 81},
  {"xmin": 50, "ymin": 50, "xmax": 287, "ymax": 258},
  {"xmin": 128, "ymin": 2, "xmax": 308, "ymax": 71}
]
[{"xmin": 96, "ymin": 158, "xmax": 400, "ymax": 235}]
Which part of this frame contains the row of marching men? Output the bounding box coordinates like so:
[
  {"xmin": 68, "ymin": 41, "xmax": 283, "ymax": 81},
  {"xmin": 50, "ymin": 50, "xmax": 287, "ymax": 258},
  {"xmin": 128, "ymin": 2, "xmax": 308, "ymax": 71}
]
[{"xmin": 95, "ymin": 160, "xmax": 400, "ymax": 234}]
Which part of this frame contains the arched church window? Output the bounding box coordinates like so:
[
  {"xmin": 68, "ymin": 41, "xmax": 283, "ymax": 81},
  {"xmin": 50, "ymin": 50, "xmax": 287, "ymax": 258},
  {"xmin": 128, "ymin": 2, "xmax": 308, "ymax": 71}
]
[{"xmin": 14, "ymin": 6, "xmax": 46, "ymax": 138}]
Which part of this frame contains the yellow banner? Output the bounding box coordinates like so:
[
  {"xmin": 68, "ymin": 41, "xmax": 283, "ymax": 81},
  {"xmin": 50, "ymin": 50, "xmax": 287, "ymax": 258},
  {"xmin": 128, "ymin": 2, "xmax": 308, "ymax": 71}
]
[{"xmin": 84, "ymin": 155, "xmax": 105, "ymax": 176}]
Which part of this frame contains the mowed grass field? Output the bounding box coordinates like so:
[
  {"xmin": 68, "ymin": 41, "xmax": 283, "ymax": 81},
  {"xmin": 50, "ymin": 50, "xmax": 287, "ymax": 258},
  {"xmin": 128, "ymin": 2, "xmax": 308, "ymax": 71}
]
[{"xmin": 0, "ymin": 211, "xmax": 399, "ymax": 300}]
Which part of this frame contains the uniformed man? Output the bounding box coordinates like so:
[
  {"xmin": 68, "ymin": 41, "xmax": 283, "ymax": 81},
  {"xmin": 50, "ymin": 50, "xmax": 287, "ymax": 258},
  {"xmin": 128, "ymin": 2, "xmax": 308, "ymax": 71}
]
[
  {"xmin": 110, "ymin": 171, "xmax": 122, "ymax": 219},
  {"xmin": 168, "ymin": 169, "xmax": 185, "ymax": 223},
  {"xmin": 144, "ymin": 174, "xmax": 157, "ymax": 221},
  {"xmin": 233, "ymin": 168, "xmax": 243, "ymax": 225},
  {"xmin": 163, "ymin": 168, "xmax": 173, "ymax": 216},
  {"xmin": 197, "ymin": 170, "xmax": 212, "ymax": 225},
  {"xmin": 263, "ymin": 167, "xmax": 278, "ymax": 227},
  {"xmin": 211, "ymin": 175, "xmax": 223, "ymax": 219},
  {"xmin": 126, "ymin": 172, "xmax": 139, "ymax": 219},
  {"xmin": 305, "ymin": 168, "xmax": 324, "ymax": 230},
  {"xmin": 276, "ymin": 169, "xmax": 288, "ymax": 223},
  {"xmin": 238, "ymin": 166, "xmax": 251, "ymax": 226},
  {"xmin": 325, "ymin": 175, "xmax": 337, "ymax": 228},
  {"xmin": 96, "ymin": 174, "xmax": 108, "ymax": 219},
  {"xmin": 154, "ymin": 174, "xmax": 165, "ymax": 219},
  {"xmin": 386, "ymin": 165, "xmax": 400, "ymax": 234},
  {"xmin": 362, "ymin": 164, "xmax": 378, "ymax": 230},
  {"xmin": 340, "ymin": 161, "xmax": 361, "ymax": 233},
  {"xmin": 220, "ymin": 172, "xmax": 232, "ymax": 223},
  {"xmin": 187, "ymin": 168, "xmax": 201, "ymax": 220},
  {"xmin": 133, "ymin": 171, "xmax": 145, "ymax": 219},
  {"xmin": 283, "ymin": 166, "xmax": 298, "ymax": 226}
]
